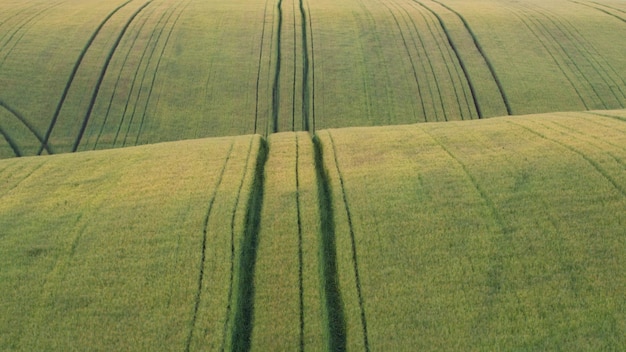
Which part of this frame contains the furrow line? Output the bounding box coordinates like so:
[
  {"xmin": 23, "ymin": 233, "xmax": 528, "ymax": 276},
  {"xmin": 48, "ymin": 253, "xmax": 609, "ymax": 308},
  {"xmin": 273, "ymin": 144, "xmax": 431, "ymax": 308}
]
[
  {"xmin": 272, "ymin": 0, "xmax": 283, "ymax": 133},
  {"xmin": 0, "ymin": 2, "xmax": 41, "ymax": 33},
  {"xmin": 591, "ymin": 1, "xmax": 626, "ymax": 15},
  {"xmin": 522, "ymin": 4, "xmax": 626, "ymax": 105},
  {"xmin": 509, "ymin": 120, "xmax": 626, "ymax": 198},
  {"xmin": 92, "ymin": 2, "xmax": 158, "ymax": 150},
  {"xmin": 185, "ymin": 140, "xmax": 235, "ymax": 352},
  {"xmin": 569, "ymin": 0, "xmax": 626, "ymax": 23},
  {"xmin": 521, "ymin": 8, "xmax": 608, "ymax": 109},
  {"xmin": 133, "ymin": 0, "xmax": 191, "ymax": 146},
  {"xmin": 291, "ymin": 0, "xmax": 298, "ymax": 131},
  {"xmin": 392, "ymin": 0, "xmax": 459, "ymax": 120},
  {"xmin": 0, "ymin": 159, "xmax": 47, "ymax": 199},
  {"xmin": 299, "ymin": 0, "xmax": 310, "ymax": 132},
  {"xmin": 382, "ymin": 2, "xmax": 434, "ymax": 121},
  {"xmin": 295, "ymin": 134, "xmax": 305, "ymax": 351},
  {"xmin": 413, "ymin": 0, "xmax": 483, "ymax": 118},
  {"xmin": 311, "ymin": 135, "xmax": 347, "ymax": 351},
  {"xmin": 511, "ymin": 9, "xmax": 589, "ymax": 110},
  {"xmin": 254, "ymin": 0, "xmax": 272, "ymax": 135},
  {"xmin": 431, "ymin": 0, "xmax": 512, "ymax": 115},
  {"xmin": 72, "ymin": 0, "xmax": 154, "ymax": 152},
  {"xmin": 38, "ymin": 0, "xmax": 135, "ymax": 155},
  {"xmin": 327, "ymin": 132, "xmax": 370, "ymax": 351},
  {"xmin": 550, "ymin": 119, "xmax": 626, "ymax": 160},
  {"xmin": 306, "ymin": 0, "xmax": 315, "ymax": 132},
  {"xmin": 395, "ymin": 0, "xmax": 468, "ymax": 120},
  {"xmin": 111, "ymin": 2, "xmax": 171, "ymax": 147},
  {"xmin": 585, "ymin": 111, "xmax": 626, "ymax": 123},
  {"xmin": 409, "ymin": 1, "xmax": 476, "ymax": 119},
  {"xmin": 350, "ymin": 9, "xmax": 376, "ymax": 123},
  {"xmin": 0, "ymin": 99, "xmax": 50, "ymax": 154},
  {"xmin": 220, "ymin": 138, "xmax": 257, "ymax": 352},
  {"xmin": 419, "ymin": 125, "xmax": 515, "ymax": 317},
  {"xmin": 0, "ymin": 124, "xmax": 20, "ymax": 157},
  {"xmin": 229, "ymin": 137, "xmax": 268, "ymax": 352},
  {"xmin": 381, "ymin": 2, "xmax": 424, "ymax": 121},
  {"xmin": 0, "ymin": 1, "xmax": 65, "ymax": 69},
  {"xmin": 122, "ymin": 2, "xmax": 180, "ymax": 147}
]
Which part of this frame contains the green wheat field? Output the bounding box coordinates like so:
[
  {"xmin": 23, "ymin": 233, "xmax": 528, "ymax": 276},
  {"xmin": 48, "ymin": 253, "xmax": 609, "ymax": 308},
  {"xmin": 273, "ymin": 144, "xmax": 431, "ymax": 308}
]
[{"xmin": 1, "ymin": 0, "xmax": 625, "ymax": 350}]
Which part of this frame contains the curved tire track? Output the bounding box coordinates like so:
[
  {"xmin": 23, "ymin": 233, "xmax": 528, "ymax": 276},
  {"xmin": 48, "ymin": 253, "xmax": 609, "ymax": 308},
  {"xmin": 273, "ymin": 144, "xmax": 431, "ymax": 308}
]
[
  {"xmin": 73, "ymin": 0, "xmax": 154, "ymax": 152},
  {"xmin": 413, "ymin": 0, "xmax": 484, "ymax": 118},
  {"xmin": 38, "ymin": 0, "xmax": 134, "ymax": 155},
  {"xmin": 185, "ymin": 141, "xmax": 235, "ymax": 352},
  {"xmin": 326, "ymin": 131, "xmax": 370, "ymax": 352},
  {"xmin": 0, "ymin": 99, "xmax": 50, "ymax": 154}
]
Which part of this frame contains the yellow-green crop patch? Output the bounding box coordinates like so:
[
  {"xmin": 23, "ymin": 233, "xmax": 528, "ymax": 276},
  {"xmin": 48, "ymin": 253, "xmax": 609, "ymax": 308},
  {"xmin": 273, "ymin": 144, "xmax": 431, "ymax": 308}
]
[
  {"xmin": 0, "ymin": 134, "xmax": 265, "ymax": 350},
  {"xmin": 1, "ymin": 0, "xmax": 625, "ymax": 157},
  {"xmin": 1, "ymin": 0, "xmax": 626, "ymax": 349},
  {"xmin": 315, "ymin": 112, "xmax": 626, "ymax": 349}
]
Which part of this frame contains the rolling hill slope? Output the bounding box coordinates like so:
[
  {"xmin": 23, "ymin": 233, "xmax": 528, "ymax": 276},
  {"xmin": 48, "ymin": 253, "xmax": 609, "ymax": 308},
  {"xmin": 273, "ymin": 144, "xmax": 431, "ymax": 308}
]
[
  {"xmin": 1, "ymin": 0, "xmax": 625, "ymax": 157},
  {"xmin": 2, "ymin": 110, "xmax": 625, "ymax": 350}
]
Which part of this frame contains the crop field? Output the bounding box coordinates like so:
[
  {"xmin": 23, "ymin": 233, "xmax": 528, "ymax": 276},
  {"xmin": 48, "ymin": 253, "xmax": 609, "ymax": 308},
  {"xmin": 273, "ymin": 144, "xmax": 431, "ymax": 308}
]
[
  {"xmin": 1, "ymin": 0, "xmax": 626, "ymax": 350},
  {"xmin": 1, "ymin": 0, "xmax": 625, "ymax": 157},
  {"xmin": 0, "ymin": 135, "xmax": 266, "ymax": 350}
]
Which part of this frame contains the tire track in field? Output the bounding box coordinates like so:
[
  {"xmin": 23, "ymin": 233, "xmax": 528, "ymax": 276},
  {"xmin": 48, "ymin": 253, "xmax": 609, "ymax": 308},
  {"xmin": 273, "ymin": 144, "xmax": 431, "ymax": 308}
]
[
  {"xmin": 389, "ymin": 0, "xmax": 469, "ymax": 121},
  {"xmin": 326, "ymin": 132, "xmax": 370, "ymax": 351},
  {"xmin": 412, "ymin": 0, "xmax": 484, "ymax": 118},
  {"xmin": 407, "ymin": 0, "xmax": 477, "ymax": 120},
  {"xmin": 311, "ymin": 135, "xmax": 347, "ymax": 351},
  {"xmin": 391, "ymin": 0, "xmax": 468, "ymax": 120},
  {"xmin": 419, "ymin": 126, "xmax": 516, "ymax": 322},
  {"xmin": 72, "ymin": 0, "xmax": 154, "ymax": 152},
  {"xmin": 229, "ymin": 138, "xmax": 267, "ymax": 352},
  {"xmin": 592, "ymin": 1, "xmax": 626, "ymax": 15},
  {"xmin": 185, "ymin": 140, "xmax": 235, "ymax": 352},
  {"xmin": 255, "ymin": 0, "xmax": 272, "ymax": 135},
  {"xmin": 430, "ymin": 0, "xmax": 512, "ymax": 115},
  {"xmin": 0, "ymin": 1, "xmax": 65, "ymax": 70},
  {"xmin": 110, "ymin": 3, "xmax": 173, "ymax": 147},
  {"xmin": 569, "ymin": 0, "xmax": 626, "ymax": 23},
  {"xmin": 92, "ymin": 2, "xmax": 158, "ymax": 149},
  {"xmin": 0, "ymin": 99, "xmax": 50, "ymax": 154},
  {"xmin": 271, "ymin": 0, "xmax": 284, "ymax": 133},
  {"xmin": 519, "ymin": 4, "xmax": 626, "ymax": 107},
  {"xmin": 291, "ymin": 0, "xmax": 298, "ymax": 131},
  {"xmin": 380, "ymin": 0, "xmax": 429, "ymax": 122},
  {"xmin": 508, "ymin": 120, "xmax": 626, "ymax": 198},
  {"xmin": 509, "ymin": 10, "xmax": 590, "ymax": 110},
  {"xmin": 38, "ymin": 0, "xmax": 134, "ymax": 155},
  {"xmin": 549, "ymin": 118, "xmax": 626, "ymax": 162},
  {"xmin": 0, "ymin": 124, "xmax": 20, "ymax": 157},
  {"xmin": 585, "ymin": 111, "xmax": 626, "ymax": 123},
  {"xmin": 299, "ymin": 0, "xmax": 311, "ymax": 132},
  {"xmin": 295, "ymin": 134, "xmax": 305, "ymax": 351},
  {"xmin": 0, "ymin": 1, "xmax": 41, "ymax": 33},
  {"xmin": 354, "ymin": 1, "xmax": 397, "ymax": 123},
  {"xmin": 131, "ymin": 0, "xmax": 192, "ymax": 147},
  {"xmin": 305, "ymin": 0, "xmax": 315, "ymax": 132},
  {"xmin": 220, "ymin": 138, "xmax": 256, "ymax": 352},
  {"xmin": 412, "ymin": 2, "xmax": 477, "ymax": 120},
  {"xmin": 0, "ymin": 160, "xmax": 47, "ymax": 199},
  {"xmin": 516, "ymin": 7, "xmax": 608, "ymax": 109}
]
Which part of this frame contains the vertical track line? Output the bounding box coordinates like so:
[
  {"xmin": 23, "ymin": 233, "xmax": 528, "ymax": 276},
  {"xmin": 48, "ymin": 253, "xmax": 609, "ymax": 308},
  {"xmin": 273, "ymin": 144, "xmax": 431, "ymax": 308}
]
[
  {"xmin": 73, "ymin": 0, "xmax": 154, "ymax": 152},
  {"xmin": 184, "ymin": 140, "xmax": 235, "ymax": 352},
  {"xmin": 272, "ymin": 0, "xmax": 283, "ymax": 133},
  {"xmin": 327, "ymin": 132, "xmax": 370, "ymax": 352},
  {"xmin": 38, "ymin": 0, "xmax": 135, "ymax": 155},
  {"xmin": 295, "ymin": 134, "xmax": 305, "ymax": 351}
]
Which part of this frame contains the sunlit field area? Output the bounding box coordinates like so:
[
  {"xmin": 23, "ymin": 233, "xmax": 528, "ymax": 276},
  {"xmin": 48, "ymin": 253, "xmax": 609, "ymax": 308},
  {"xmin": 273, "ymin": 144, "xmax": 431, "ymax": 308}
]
[{"xmin": 1, "ymin": 0, "xmax": 625, "ymax": 350}]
